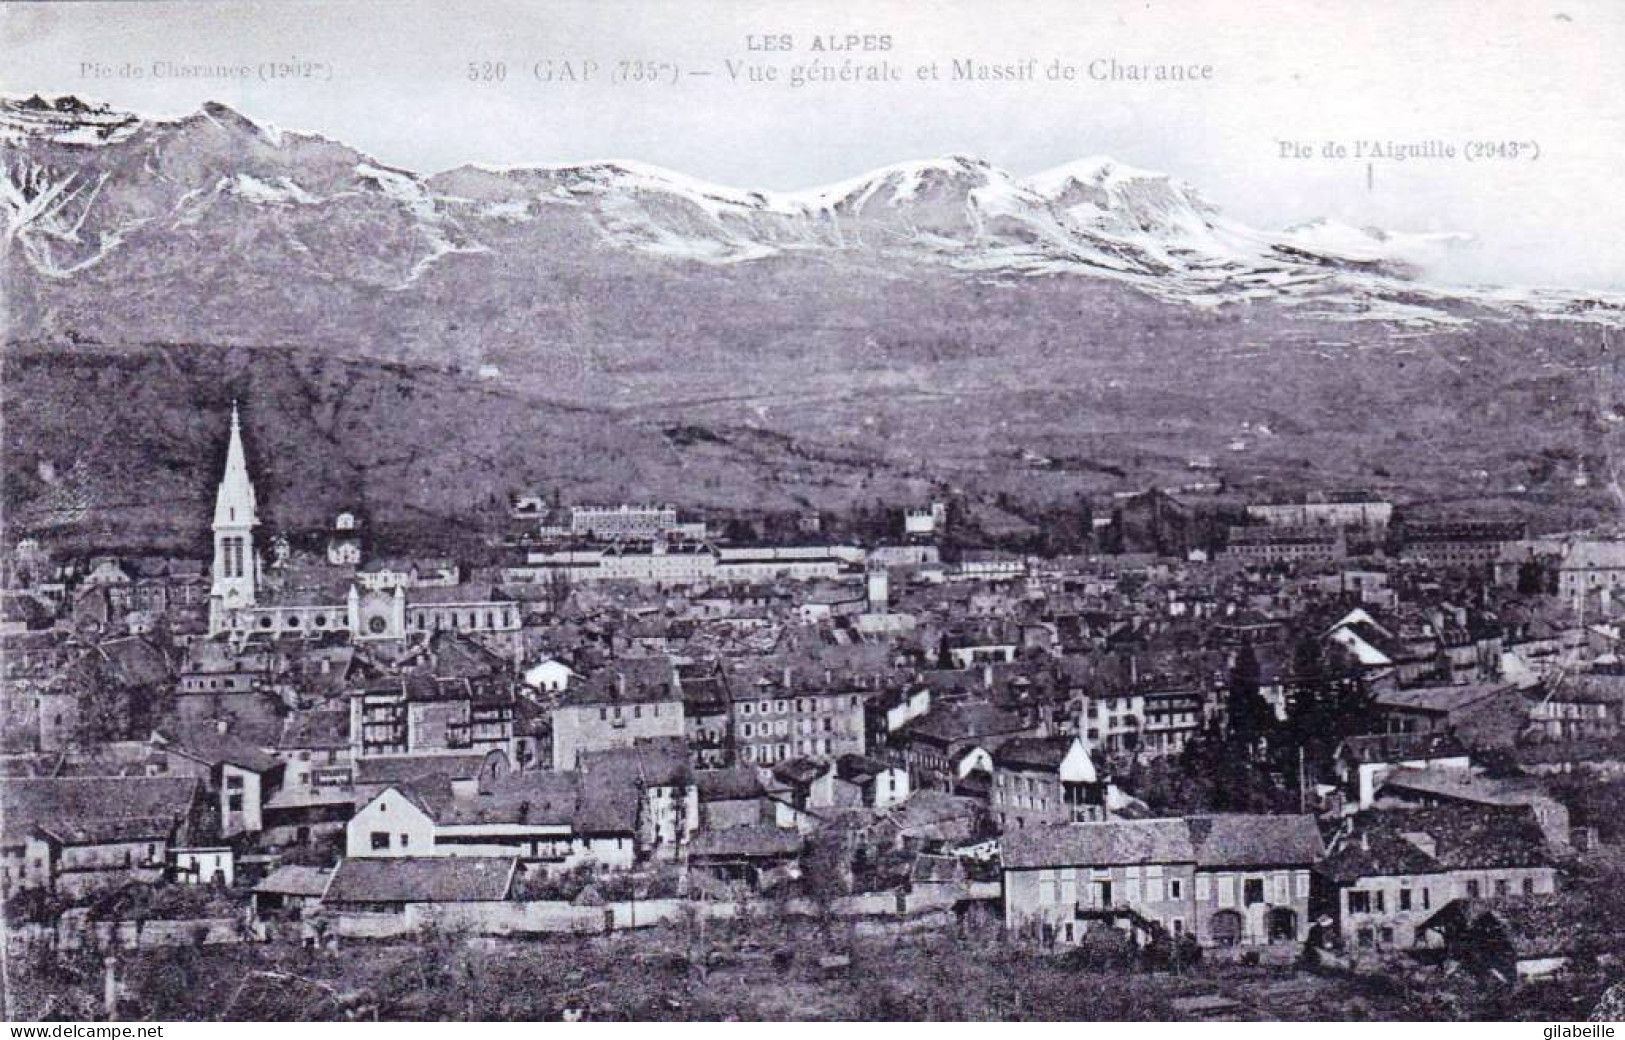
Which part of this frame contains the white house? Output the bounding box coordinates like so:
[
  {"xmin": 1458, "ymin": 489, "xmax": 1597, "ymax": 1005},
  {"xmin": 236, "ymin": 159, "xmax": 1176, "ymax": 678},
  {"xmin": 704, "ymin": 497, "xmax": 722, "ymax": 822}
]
[
  {"xmin": 171, "ymin": 846, "xmax": 234, "ymax": 886},
  {"xmin": 523, "ymin": 658, "xmax": 579, "ymax": 694}
]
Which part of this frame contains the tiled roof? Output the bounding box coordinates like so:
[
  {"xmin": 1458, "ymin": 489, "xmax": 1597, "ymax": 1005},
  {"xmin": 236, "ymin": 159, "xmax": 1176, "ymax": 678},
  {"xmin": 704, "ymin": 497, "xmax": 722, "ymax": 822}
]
[
  {"xmin": 419, "ymin": 631, "xmax": 507, "ymax": 679},
  {"xmin": 993, "ymin": 736, "xmax": 1075, "ymax": 772},
  {"xmin": 1375, "ymin": 683, "xmax": 1517, "ymax": 715},
  {"xmin": 559, "ymin": 660, "xmax": 681, "ymax": 707},
  {"xmin": 1321, "ymin": 805, "xmax": 1553, "ymax": 883},
  {"xmin": 900, "ymin": 702, "xmax": 1029, "ymax": 746},
  {"xmin": 323, "ymin": 856, "xmax": 516, "ymax": 904},
  {"xmin": 254, "ymin": 865, "xmax": 332, "ymax": 898},
  {"xmin": 1188, "ymin": 814, "xmax": 1325, "ymax": 867},
  {"xmin": 883, "ymin": 790, "xmax": 980, "ymax": 832},
  {"xmin": 38, "ymin": 816, "xmax": 183, "ymax": 844},
  {"xmin": 1400, "ymin": 805, "xmax": 1553, "ymax": 871},
  {"xmin": 1561, "ymin": 541, "xmax": 1625, "ymax": 571},
  {"xmin": 688, "ymin": 824, "xmax": 803, "ymax": 859},
  {"xmin": 278, "ymin": 708, "xmax": 351, "ymax": 750},
  {"xmin": 770, "ymin": 757, "xmax": 830, "ymax": 787},
  {"xmin": 1338, "ymin": 732, "xmax": 1468, "ymax": 765},
  {"xmin": 571, "ymin": 761, "xmax": 644, "ymax": 836},
  {"xmin": 1002, "ymin": 818, "xmax": 1195, "ymax": 869},
  {"xmin": 435, "ymin": 770, "xmax": 580, "ymax": 827},
  {"xmin": 1318, "ymin": 828, "xmax": 1445, "ymax": 884},
  {"xmin": 1003, "ymin": 814, "xmax": 1322, "ymax": 870},
  {"xmin": 835, "ymin": 754, "xmax": 894, "ymax": 785},
  {"xmin": 156, "ymin": 724, "xmax": 281, "ymax": 773},
  {"xmin": 354, "ymin": 752, "xmax": 496, "ymax": 787},
  {"xmin": 0, "ymin": 776, "xmax": 200, "ymax": 844},
  {"xmin": 580, "ymin": 739, "xmax": 691, "ymax": 789},
  {"xmin": 1377, "ymin": 768, "xmax": 1555, "ymax": 809},
  {"xmin": 695, "ymin": 767, "xmax": 765, "ymax": 802},
  {"xmin": 406, "ymin": 583, "xmax": 508, "ymax": 605}
]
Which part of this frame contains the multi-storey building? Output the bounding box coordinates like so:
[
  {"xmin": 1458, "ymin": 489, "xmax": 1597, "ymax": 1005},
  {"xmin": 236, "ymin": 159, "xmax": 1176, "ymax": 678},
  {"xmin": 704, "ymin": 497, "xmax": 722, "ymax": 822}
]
[
  {"xmin": 890, "ymin": 701, "xmax": 1033, "ymax": 790},
  {"xmin": 727, "ymin": 666, "xmax": 868, "ymax": 767},
  {"xmin": 1078, "ymin": 690, "xmax": 1146, "ymax": 755},
  {"xmin": 569, "ymin": 503, "xmax": 679, "ymax": 540},
  {"xmin": 990, "ymin": 735, "xmax": 1111, "ymax": 831},
  {"xmin": 4, "ymin": 777, "xmax": 205, "ymax": 897},
  {"xmin": 344, "ymin": 771, "xmax": 635, "ymax": 871},
  {"xmin": 1316, "ymin": 805, "xmax": 1557, "ymax": 951},
  {"xmin": 1525, "ymin": 677, "xmax": 1623, "ymax": 741},
  {"xmin": 1557, "ymin": 540, "xmax": 1625, "ymax": 606},
  {"xmin": 507, "ymin": 542, "xmax": 846, "ymax": 586},
  {"xmin": 1398, "ymin": 519, "xmax": 1529, "ymax": 568},
  {"xmin": 549, "ymin": 664, "xmax": 687, "ymax": 771},
  {"xmin": 676, "ymin": 661, "xmax": 733, "ymax": 767},
  {"xmin": 1246, "ymin": 493, "xmax": 1392, "ymax": 530},
  {"xmin": 349, "ymin": 674, "xmax": 516, "ymax": 762},
  {"xmin": 1002, "ymin": 814, "xmax": 1322, "ymax": 948},
  {"xmin": 1138, "ymin": 687, "xmax": 1205, "ymax": 758},
  {"xmin": 1225, "ymin": 525, "xmax": 1343, "ymax": 563}
]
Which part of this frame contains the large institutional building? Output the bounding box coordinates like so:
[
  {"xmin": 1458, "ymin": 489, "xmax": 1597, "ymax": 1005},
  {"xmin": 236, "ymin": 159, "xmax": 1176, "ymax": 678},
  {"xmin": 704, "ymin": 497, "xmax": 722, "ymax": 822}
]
[{"xmin": 206, "ymin": 406, "xmax": 521, "ymax": 655}]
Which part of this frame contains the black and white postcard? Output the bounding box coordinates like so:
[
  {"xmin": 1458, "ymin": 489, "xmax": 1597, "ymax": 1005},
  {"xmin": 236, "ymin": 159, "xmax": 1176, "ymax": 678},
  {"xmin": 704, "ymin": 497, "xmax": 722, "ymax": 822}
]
[{"xmin": 3, "ymin": 0, "xmax": 1624, "ymax": 1025}]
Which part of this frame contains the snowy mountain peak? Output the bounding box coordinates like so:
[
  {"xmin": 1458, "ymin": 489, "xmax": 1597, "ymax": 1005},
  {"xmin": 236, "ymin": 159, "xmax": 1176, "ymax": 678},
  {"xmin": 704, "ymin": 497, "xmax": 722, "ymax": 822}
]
[
  {"xmin": 1026, "ymin": 155, "xmax": 1174, "ymax": 193},
  {"xmin": 180, "ymin": 100, "xmax": 290, "ymax": 148},
  {"xmin": 1276, "ymin": 217, "xmax": 1477, "ymax": 268},
  {"xmin": 3, "ymin": 97, "xmax": 1620, "ymax": 327},
  {"xmin": 1023, "ymin": 155, "xmax": 1220, "ymax": 240},
  {"xmin": 799, "ymin": 154, "xmax": 1003, "ymax": 209},
  {"xmin": 0, "ymin": 94, "xmax": 141, "ymax": 147}
]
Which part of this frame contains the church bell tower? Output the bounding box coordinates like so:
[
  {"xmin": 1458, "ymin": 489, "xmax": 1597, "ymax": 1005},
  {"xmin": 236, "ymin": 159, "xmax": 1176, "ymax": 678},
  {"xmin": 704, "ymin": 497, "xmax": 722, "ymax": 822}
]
[{"xmin": 210, "ymin": 402, "xmax": 259, "ymax": 628}]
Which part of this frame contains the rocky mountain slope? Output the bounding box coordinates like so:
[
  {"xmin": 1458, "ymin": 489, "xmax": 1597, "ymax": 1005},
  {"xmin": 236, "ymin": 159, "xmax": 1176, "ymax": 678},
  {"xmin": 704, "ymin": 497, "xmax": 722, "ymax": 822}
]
[
  {"xmin": 3, "ymin": 94, "xmax": 1620, "ymax": 540},
  {"xmin": 4, "ymin": 94, "xmax": 1619, "ymax": 362}
]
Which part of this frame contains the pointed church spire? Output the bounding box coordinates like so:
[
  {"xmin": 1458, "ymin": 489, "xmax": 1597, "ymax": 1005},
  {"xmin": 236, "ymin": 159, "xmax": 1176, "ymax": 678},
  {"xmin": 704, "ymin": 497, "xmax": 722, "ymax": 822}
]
[{"xmin": 213, "ymin": 400, "xmax": 258, "ymax": 528}]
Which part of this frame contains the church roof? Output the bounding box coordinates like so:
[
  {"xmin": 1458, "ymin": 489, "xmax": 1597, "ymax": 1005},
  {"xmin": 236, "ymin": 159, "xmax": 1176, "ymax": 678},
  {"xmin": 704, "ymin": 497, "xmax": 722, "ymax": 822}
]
[{"xmin": 212, "ymin": 403, "xmax": 257, "ymax": 529}]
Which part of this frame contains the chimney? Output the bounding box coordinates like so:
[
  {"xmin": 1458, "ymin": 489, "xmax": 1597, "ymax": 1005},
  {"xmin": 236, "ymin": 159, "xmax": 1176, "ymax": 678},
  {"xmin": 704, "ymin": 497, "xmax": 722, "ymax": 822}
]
[
  {"xmin": 215, "ymin": 717, "xmax": 229, "ymax": 736},
  {"xmin": 1359, "ymin": 831, "xmax": 1369, "ymax": 852},
  {"xmin": 783, "ymin": 665, "xmax": 792, "ymax": 689},
  {"xmin": 617, "ymin": 673, "xmax": 626, "ymax": 699},
  {"xmin": 983, "ymin": 663, "xmax": 993, "ymax": 690}
]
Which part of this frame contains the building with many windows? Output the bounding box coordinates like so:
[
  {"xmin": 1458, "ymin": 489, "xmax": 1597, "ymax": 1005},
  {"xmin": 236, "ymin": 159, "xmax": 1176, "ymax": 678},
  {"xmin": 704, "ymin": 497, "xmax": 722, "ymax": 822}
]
[
  {"xmin": 1316, "ymin": 805, "xmax": 1557, "ymax": 951},
  {"xmin": 1398, "ymin": 519, "xmax": 1529, "ymax": 568},
  {"xmin": 728, "ymin": 666, "xmax": 868, "ymax": 767},
  {"xmin": 349, "ymin": 674, "xmax": 516, "ymax": 763},
  {"xmin": 990, "ymin": 735, "xmax": 1112, "ymax": 831},
  {"xmin": 1001, "ymin": 814, "xmax": 1322, "ymax": 948},
  {"xmin": 1246, "ymin": 493, "xmax": 1392, "ymax": 530}
]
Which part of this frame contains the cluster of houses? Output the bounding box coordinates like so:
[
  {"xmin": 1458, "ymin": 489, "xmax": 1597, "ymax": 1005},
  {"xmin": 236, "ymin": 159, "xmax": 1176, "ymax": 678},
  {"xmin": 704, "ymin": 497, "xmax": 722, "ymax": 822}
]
[{"xmin": 3, "ymin": 413, "xmax": 1624, "ymax": 980}]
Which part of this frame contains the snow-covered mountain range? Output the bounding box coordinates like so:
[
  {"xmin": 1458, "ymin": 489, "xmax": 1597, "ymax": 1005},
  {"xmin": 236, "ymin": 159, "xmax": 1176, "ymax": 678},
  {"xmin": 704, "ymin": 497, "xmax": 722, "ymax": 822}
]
[{"xmin": 4, "ymin": 93, "xmax": 1621, "ymax": 337}]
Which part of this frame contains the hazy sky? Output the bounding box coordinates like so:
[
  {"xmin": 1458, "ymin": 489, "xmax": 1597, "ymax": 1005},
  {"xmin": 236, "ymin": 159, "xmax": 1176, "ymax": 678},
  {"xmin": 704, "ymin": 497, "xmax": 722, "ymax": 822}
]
[{"xmin": 5, "ymin": 0, "xmax": 1622, "ymax": 288}]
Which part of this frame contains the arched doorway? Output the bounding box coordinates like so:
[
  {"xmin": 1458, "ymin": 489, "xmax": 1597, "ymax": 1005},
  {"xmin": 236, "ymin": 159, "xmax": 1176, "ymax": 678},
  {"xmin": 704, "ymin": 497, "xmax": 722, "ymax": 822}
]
[
  {"xmin": 1267, "ymin": 907, "xmax": 1299, "ymax": 943},
  {"xmin": 1210, "ymin": 909, "xmax": 1244, "ymax": 947}
]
